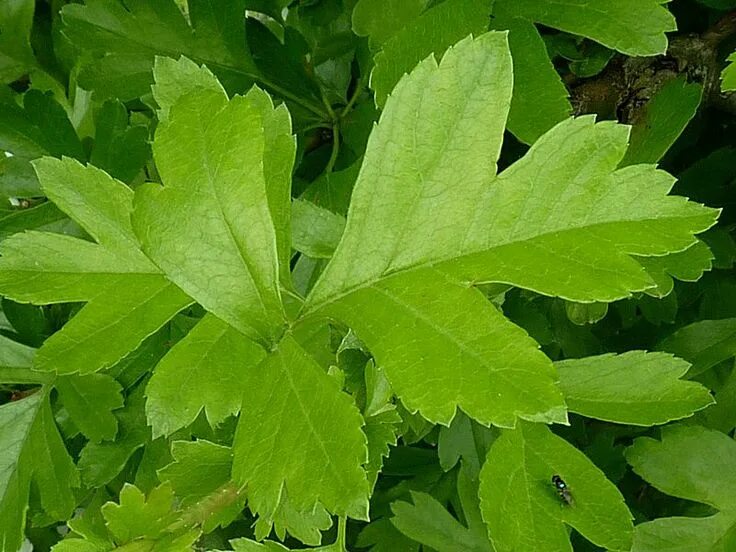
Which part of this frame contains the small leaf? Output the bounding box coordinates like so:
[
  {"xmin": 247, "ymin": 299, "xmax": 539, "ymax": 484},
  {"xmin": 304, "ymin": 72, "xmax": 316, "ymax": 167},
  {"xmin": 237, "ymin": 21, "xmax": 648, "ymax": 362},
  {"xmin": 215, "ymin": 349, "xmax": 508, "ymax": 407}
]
[
  {"xmin": 622, "ymin": 78, "xmax": 703, "ymax": 166},
  {"xmin": 232, "ymin": 335, "xmax": 369, "ymax": 527},
  {"xmin": 370, "ymin": 0, "xmax": 492, "ymax": 107},
  {"xmin": 656, "ymin": 318, "xmax": 736, "ymax": 376},
  {"xmin": 145, "ymin": 314, "xmax": 266, "ymax": 437},
  {"xmin": 626, "ymin": 425, "xmax": 736, "ymax": 551},
  {"xmin": 496, "ymin": 0, "xmax": 677, "ymax": 56},
  {"xmin": 56, "ymin": 373, "xmax": 124, "ymax": 442},
  {"xmin": 556, "ymin": 351, "xmax": 714, "ymax": 426},
  {"xmin": 479, "ymin": 421, "xmax": 633, "ymax": 552}
]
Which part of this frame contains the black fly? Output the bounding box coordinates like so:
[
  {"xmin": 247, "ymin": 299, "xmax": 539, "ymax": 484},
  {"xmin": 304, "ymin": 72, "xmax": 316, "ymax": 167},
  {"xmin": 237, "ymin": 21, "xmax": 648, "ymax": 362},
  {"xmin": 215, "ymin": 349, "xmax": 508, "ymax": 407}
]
[{"xmin": 552, "ymin": 475, "xmax": 573, "ymax": 505}]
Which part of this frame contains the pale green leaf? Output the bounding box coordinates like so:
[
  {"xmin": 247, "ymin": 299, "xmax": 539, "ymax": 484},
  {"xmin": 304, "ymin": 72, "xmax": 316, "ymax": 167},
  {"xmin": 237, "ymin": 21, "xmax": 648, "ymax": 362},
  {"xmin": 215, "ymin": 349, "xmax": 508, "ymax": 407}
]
[
  {"xmin": 0, "ymin": 158, "xmax": 193, "ymax": 374},
  {"xmin": 370, "ymin": 0, "xmax": 492, "ymax": 107},
  {"xmin": 622, "ymin": 78, "xmax": 703, "ymax": 166},
  {"xmin": 496, "ymin": 0, "xmax": 677, "ymax": 56},
  {"xmin": 103, "ymin": 483, "xmax": 172, "ymax": 542},
  {"xmin": 232, "ymin": 334, "xmax": 369, "ymax": 525},
  {"xmin": 133, "ymin": 84, "xmax": 285, "ymax": 346},
  {"xmin": 321, "ymin": 268, "xmax": 566, "ymax": 427},
  {"xmin": 721, "ymin": 51, "xmax": 736, "ymax": 92},
  {"xmin": 151, "ymin": 57, "xmax": 297, "ymax": 288},
  {"xmin": 626, "ymin": 425, "xmax": 736, "ymax": 551},
  {"xmin": 479, "ymin": 421, "xmax": 633, "ymax": 552},
  {"xmin": 656, "ymin": 318, "xmax": 736, "ymax": 376},
  {"xmin": 556, "ymin": 351, "xmax": 714, "ymax": 426},
  {"xmin": 489, "ymin": 9, "xmax": 571, "ymax": 143},
  {"xmin": 305, "ymin": 33, "xmax": 715, "ymax": 428},
  {"xmin": 145, "ymin": 314, "xmax": 266, "ymax": 437},
  {"xmin": 56, "ymin": 373, "xmax": 124, "ymax": 442}
]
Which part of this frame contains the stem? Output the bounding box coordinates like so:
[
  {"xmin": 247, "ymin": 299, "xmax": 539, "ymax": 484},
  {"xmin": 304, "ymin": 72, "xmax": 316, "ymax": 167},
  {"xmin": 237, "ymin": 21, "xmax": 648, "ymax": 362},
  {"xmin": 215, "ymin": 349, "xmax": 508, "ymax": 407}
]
[
  {"xmin": 325, "ymin": 123, "xmax": 341, "ymax": 174},
  {"xmin": 341, "ymin": 76, "xmax": 365, "ymax": 117},
  {"xmin": 255, "ymin": 74, "xmax": 330, "ymax": 120},
  {"xmin": 0, "ymin": 367, "xmax": 53, "ymax": 385},
  {"xmin": 336, "ymin": 517, "xmax": 347, "ymax": 551}
]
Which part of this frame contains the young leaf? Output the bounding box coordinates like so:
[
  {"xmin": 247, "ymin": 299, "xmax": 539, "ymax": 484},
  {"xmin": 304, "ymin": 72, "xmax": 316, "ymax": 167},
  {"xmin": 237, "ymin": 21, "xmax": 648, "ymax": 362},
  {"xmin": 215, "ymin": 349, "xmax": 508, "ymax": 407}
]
[
  {"xmin": 145, "ymin": 313, "xmax": 266, "ymax": 437},
  {"xmin": 626, "ymin": 425, "xmax": 736, "ymax": 551},
  {"xmin": 0, "ymin": 158, "xmax": 193, "ymax": 374},
  {"xmin": 232, "ymin": 334, "xmax": 370, "ymax": 529},
  {"xmin": 132, "ymin": 81, "xmax": 286, "ymax": 346},
  {"xmin": 555, "ymin": 351, "xmax": 714, "ymax": 426},
  {"xmin": 496, "ymin": 0, "xmax": 677, "ymax": 56},
  {"xmin": 479, "ymin": 421, "xmax": 633, "ymax": 552},
  {"xmin": 61, "ymin": 0, "xmax": 258, "ymax": 101},
  {"xmin": 151, "ymin": 56, "xmax": 297, "ymax": 289},
  {"xmin": 102, "ymin": 482, "xmax": 200, "ymax": 547}
]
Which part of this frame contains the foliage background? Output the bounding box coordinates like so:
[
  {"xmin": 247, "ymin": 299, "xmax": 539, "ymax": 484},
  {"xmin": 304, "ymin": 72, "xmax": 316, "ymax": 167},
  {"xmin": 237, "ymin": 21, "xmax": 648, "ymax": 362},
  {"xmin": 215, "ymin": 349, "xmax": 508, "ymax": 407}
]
[{"xmin": 1, "ymin": 0, "xmax": 736, "ymax": 551}]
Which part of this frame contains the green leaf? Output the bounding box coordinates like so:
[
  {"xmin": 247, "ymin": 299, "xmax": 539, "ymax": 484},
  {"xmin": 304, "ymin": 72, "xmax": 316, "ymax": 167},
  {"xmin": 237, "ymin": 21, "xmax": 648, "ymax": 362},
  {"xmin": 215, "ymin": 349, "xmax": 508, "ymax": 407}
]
[
  {"xmin": 132, "ymin": 80, "xmax": 286, "ymax": 346},
  {"xmin": 626, "ymin": 425, "xmax": 736, "ymax": 551},
  {"xmin": 0, "ymin": 392, "xmax": 79, "ymax": 550},
  {"xmin": 479, "ymin": 421, "xmax": 633, "ymax": 552},
  {"xmin": 151, "ymin": 56, "xmax": 297, "ymax": 288},
  {"xmin": 495, "ymin": 0, "xmax": 677, "ymax": 56},
  {"xmin": 0, "ymin": 0, "xmax": 36, "ymax": 83},
  {"xmin": 391, "ymin": 491, "xmax": 492, "ymax": 552},
  {"xmin": 102, "ymin": 482, "xmax": 200, "ymax": 547},
  {"xmin": 556, "ymin": 351, "xmax": 714, "ymax": 426},
  {"xmin": 89, "ymin": 99, "xmax": 151, "ymax": 183},
  {"xmin": 305, "ymin": 33, "xmax": 715, "ymax": 427},
  {"xmin": 320, "ymin": 268, "xmax": 566, "ymax": 427},
  {"xmin": 722, "ymin": 51, "xmax": 736, "ymax": 92},
  {"xmin": 291, "ymin": 198, "xmax": 346, "ymax": 258},
  {"xmin": 56, "ymin": 373, "xmax": 124, "ymax": 442},
  {"xmin": 656, "ymin": 318, "xmax": 736, "ymax": 377},
  {"xmin": 351, "ymin": 0, "xmax": 428, "ymax": 48},
  {"xmin": 637, "ymin": 240, "xmax": 714, "ymax": 297},
  {"xmin": 232, "ymin": 334, "xmax": 369, "ymax": 527},
  {"xmin": 145, "ymin": 313, "xmax": 266, "ymax": 437},
  {"xmin": 61, "ymin": 0, "xmax": 258, "ymax": 101},
  {"xmin": 489, "ymin": 9, "xmax": 571, "ymax": 143},
  {"xmin": 0, "ymin": 157, "xmax": 193, "ymax": 374},
  {"xmin": 370, "ymin": 0, "xmax": 492, "ymax": 107},
  {"xmin": 621, "ymin": 78, "xmax": 703, "ymax": 166},
  {"xmin": 157, "ymin": 440, "xmax": 245, "ymax": 532},
  {"xmin": 79, "ymin": 384, "xmax": 150, "ymax": 487},
  {"xmin": 0, "ymin": 90, "xmax": 84, "ymax": 197}
]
